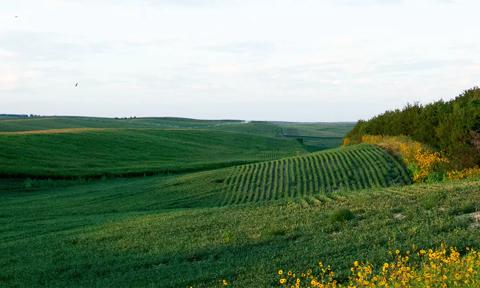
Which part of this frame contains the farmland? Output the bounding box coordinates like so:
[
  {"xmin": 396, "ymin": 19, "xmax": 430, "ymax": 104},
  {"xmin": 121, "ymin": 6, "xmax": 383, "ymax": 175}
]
[
  {"xmin": 221, "ymin": 144, "xmax": 410, "ymax": 205},
  {"xmin": 0, "ymin": 116, "xmax": 354, "ymax": 151},
  {"xmin": 1, "ymin": 115, "xmax": 479, "ymax": 287},
  {"xmin": 4, "ymin": 0, "xmax": 479, "ymax": 286},
  {"xmin": 1, "ymin": 173, "xmax": 479, "ymax": 287},
  {"xmin": 278, "ymin": 122, "xmax": 355, "ymax": 151},
  {"xmin": 0, "ymin": 128, "xmax": 306, "ymax": 178}
]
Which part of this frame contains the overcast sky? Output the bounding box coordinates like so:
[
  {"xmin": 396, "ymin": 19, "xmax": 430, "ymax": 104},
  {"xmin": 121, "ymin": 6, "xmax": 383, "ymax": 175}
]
[{"xmin": 1, "ymin": 0, "xmax": 479, "ymax": 121}]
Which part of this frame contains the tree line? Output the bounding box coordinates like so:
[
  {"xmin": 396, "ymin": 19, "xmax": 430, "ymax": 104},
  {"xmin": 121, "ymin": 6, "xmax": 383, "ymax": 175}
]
[{"xmin": 345, "ymin": 87, "xmax": 480, "ymax": 168}]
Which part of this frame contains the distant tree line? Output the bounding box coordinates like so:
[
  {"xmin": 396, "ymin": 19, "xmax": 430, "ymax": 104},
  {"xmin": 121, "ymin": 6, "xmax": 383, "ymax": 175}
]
[
  {"xmin": 0, "ymin": 114, "xmax": 30, "ymax": 118},
  {"xmin": 346, "ymin": 87, "xmax": 480, "ymax": 168}
]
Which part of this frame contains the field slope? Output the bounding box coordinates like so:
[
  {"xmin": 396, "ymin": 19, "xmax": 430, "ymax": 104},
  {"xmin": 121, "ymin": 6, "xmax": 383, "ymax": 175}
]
[{"xmin": 0, "ymin": 128, "xmax": 306, "ymax": 178}]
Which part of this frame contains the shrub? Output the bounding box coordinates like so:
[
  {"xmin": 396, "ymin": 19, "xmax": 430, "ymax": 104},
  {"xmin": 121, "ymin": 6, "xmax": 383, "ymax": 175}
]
[
  {"xmin": 329, "ymin": 208, "xmax": 354, "ymax": 222},
  {"xmin": 447, "ymin": 166, "xmax": 480, "ymax": 180},
  {"xmin": 355, "ymin": 135, "xmax": 449, "ymax": 183}
]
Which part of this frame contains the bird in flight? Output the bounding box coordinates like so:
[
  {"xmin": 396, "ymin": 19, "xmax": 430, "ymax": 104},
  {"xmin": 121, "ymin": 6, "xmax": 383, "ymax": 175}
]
[{"xmin": 75, "ymin": 83, "xmax": 79, "ymax": 87}]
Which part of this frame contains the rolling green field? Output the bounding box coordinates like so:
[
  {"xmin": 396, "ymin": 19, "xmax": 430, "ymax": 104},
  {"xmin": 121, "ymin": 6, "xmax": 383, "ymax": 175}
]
[
  {"xmin": 0, "ymin": 116, "xmax": 354, "ymax": 151},
  {"xmin": 0, "ymin": 128, "xmax": 306, "ymax": 178},
  {"xmin": 1, "ymin": 115, "xmax": 478, "ymax": 287},
  {"xmin": 1, "ymin": 173, "xmax": 479, "ymax": 287}
]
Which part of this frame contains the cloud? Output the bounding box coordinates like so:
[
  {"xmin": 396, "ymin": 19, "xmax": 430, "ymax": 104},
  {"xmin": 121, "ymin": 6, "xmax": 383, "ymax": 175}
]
[
  {"xmin": 204, "ymin": 41, "xmax": 275, "ymax": 57},
  {"xmin": 1, "ymin": 0, "xmax": 480, "ymax": 121},
  {"xmin": 0, "ymin": 31, "xmax": 113, "ymax": 62}
]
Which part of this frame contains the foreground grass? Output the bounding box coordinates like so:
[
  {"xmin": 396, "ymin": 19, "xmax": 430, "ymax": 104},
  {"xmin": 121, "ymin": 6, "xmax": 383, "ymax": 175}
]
[{"xmin": 0, "ymin": 177, "xmax": 478, "ymax": 287}]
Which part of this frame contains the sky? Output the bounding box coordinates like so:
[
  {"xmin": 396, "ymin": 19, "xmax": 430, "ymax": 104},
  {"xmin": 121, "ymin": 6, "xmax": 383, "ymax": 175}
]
[{"xmin": 0, "ymin": 0, "xmax": 479, "ymax": 122}]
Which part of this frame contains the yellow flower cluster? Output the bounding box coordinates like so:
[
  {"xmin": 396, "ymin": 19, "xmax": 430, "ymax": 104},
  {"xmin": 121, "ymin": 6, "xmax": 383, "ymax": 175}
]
[
  {"xmin": 275, "ymin": 246, "xmax": 480, "ymax": 288},
  {"xmin": 447, "ymin": 166, "xmax": 480, "ymax": 180},
  {"xmin": 359, "ymin": 135, "xmax": 449, "ymax": 182},
  {"xmin": 412, "ymin": 150, "xmax": 448, "ymax": 182},
  {"xmin": 277, "ymin": 262, "xmax": 337, "ymax": 288}
]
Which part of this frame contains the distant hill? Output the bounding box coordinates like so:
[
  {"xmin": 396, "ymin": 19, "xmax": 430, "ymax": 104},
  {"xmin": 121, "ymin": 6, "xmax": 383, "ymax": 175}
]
[
  {"xmin": 0, "ymin": 128, "xmax": 307, "ymax": 179},
  {"xmin": 0, "ymin": 114, "xmax": 29, "ymax": 119},
  {"xmin": 0, "ymin": 116, "xmax": 355, "ymax": 151},
  {"xmin": 0, "ymin": 116, "xmax": 243, "ymax": 132}
]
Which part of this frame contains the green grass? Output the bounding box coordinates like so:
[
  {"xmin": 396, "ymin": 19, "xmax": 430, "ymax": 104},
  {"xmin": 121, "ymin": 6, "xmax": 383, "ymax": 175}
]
[
  {"xmin": 0, "ymin": 174, "xmax": 479, "ymax": 287},
  {"xmin": 0, "ymin": 128, "xmax": 306, "ymax": 178}
]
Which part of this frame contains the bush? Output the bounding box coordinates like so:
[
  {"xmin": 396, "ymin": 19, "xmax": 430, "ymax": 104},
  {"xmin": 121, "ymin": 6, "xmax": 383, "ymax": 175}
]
[
  {"xmin": 354, "ymin": 135, "xmax": 448, "ymax": 183},
  {"xmin": 329, "ymin": 208, "xmax": 354, "ymax": 222}
]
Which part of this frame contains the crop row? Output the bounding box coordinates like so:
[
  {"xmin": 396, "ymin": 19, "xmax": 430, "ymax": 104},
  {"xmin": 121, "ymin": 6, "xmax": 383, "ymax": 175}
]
[{"xmin": 221, "ymin": 144, "xmax": 411, "ymax": 205}]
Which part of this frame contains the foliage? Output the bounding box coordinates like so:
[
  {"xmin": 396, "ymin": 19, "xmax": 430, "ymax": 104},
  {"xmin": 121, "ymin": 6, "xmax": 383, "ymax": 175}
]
[
  {"xmin": 447, "ymin": 167, "xmax": 480, "ymax": 180},
  {"xmin": 344, "ymin": 87, "xmax": 480, "ymax": 168},
  {"xmin": 275, "ymin": 246, "xmax": 480, "ymax": 287}
]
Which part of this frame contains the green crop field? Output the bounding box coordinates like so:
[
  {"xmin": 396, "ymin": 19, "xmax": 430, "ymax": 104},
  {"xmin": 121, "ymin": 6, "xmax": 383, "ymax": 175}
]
[
  {"xmin": 3, "ymin": 3, "xmax": 478, "ymax": 286},
  {"xmin": 221, "ymin": 144, "xmax": 411, "ymax": 206},
  {"xmin": 1, "ymin": 115, "xmax": 478, "ymax": 287},
  {"xmin": 0, "ymin": 128, "xmax": 306, "ymax": 178},
  {"xmin": 1, "ymin": 172, "xmax": 479, "ymax": 287},
  {"xmin": 0, "ymin": 117, "xmax": 353, "ymax": 151}
]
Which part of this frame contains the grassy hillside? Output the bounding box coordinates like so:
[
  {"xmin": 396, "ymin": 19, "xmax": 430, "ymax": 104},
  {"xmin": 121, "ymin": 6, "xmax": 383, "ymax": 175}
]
[
  {"xmin": 1, "ymin": 174, "xmax": 478, "ymax": 287},
  {"xmin": 0, "ymin": 128, "xmax": 306, "ymax": 178}
]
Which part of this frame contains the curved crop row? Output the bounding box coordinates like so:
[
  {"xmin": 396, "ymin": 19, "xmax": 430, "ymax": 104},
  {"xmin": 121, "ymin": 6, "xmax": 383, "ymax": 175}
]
[{"xmin": 222, "ymin": 144, "xmax": 411, "ymax": 205}]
